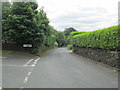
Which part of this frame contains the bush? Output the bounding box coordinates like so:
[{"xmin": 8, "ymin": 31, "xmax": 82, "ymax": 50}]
[
  {"xmin": 31, "ymin": 47, "xmax": 39, "ymax": 54},
  {"xmin": 67, "ymin": 45, "xmax": 73, "ymax": 50},
  {"xmin": 72, "ymin": 25, "xmax": 120, "ymax": 51},
  {"xmin": 46, "ymin": 35, "xmax": 56, "ymax": 46}
]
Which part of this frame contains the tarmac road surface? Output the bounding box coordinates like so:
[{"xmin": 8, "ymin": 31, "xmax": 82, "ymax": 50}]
[{"xmin": 2, "ymin": 48, "xmax": 118, "ymax": 88}]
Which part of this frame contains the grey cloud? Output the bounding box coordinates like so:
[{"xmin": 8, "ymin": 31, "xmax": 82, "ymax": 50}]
[
  {"xmin": 81, "ymin": 7, "xmax": 108, "ymax": 14},
  {"xmin": 50, "ymin": 7, "xmax": 116, "ymax": 31},
  {"xmin": 51, "ymin": 7, "xmax": 108, "ymax": 24},
  {"xmin": 51, "ymin": 13, "xmax": 104, "ymax": 24},
  {"xmin": 51, "ymin": 22, "xmax": 98, "ymax": 31},
  {"xmin": 118, "ymin": 1, "xmax": 120, "ymax": 25}
]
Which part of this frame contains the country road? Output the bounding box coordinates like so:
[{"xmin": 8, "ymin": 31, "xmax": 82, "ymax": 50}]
[{"xmin": 2, "ymin": 48, "xmax": 118, "ymax": 88}]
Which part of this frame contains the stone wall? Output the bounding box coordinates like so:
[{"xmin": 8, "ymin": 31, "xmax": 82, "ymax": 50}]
[{"xmin": 73, "ymin": 46, "xmax": 120, "ymax": 68}]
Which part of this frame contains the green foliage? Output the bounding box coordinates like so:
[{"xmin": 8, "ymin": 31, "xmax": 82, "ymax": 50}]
[
  {"xmin": 66, "ymin": 31, "xmax": 86, "ymax": 45},
  {"xmin": 72, "ymin": 25, "xmax": 120, "ymax": 50},
  {"xmin": 2, "ymin": 2, "xmax": 39, "ymax": 45},
  {"xmin": 56, "ymin": 32, "xmax": 66, "ymax": 47},
  {"xmin": 31, "ymin": 47, "xmax": 39, "ymax": 54},
  {"xmin": 2, "ymin": 2, "xmax": 58, "ymax": 53},
  {"xmin": 2, "ymin": 2, "xmax": 11, "ymax": 40},
  {"xmin": 70, "ymin": 31, "xmax": 86, "ymax": 36},
  {"xmin": 2, "ymin": 2, "xmax": 11, "ymax": 20},
  {"xmin": 67, "ymin": 45, "xmax": 73, "ymax": 50},
  {"xmin": 64, "ymin": 27, "xmax": 77, "ymax": 37},
  {"xmin": 46, "ymin": 35, "xmax": 56, "ymax": 46},
  {"xmin": 2, "ymin": 50, "xmax": 14, "ymax": 54}
]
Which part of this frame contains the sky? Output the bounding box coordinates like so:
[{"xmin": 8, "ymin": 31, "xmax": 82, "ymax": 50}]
[
  {"xmin": 7, "ymin": 0, "xmax": 119, "ymax": 31},
  {"xmin": 36, "ymin": 0, "xmax": 119, "ymax": 31}
]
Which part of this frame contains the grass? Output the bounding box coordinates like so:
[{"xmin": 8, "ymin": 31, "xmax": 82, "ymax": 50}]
[
  {"xmin": 1, "ymin": 50, "xmax": 14, "ymax": 54},
  {"xmin": 38, "ymin": 47, "xmax": 57, "ymax": 56},
  {"xmin": 67, "ymin": 45, "xmax": 73, "ymax": 50}
]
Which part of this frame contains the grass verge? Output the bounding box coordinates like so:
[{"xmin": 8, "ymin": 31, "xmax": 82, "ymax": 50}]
[
  {"xmin": 37, "ymin": 46, "xmax": 58, "ymax": 56},
  {"xmin": 1, "ymin": 50, "xmax": 15, "ymax": 54}
]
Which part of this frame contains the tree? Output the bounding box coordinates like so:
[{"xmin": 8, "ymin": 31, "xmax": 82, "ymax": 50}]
[
  {"xmin": 56, "ymin": 32, "xmax": 66, "ymax": 47},
  {"xmin": 64, "ymin": 27, "xmax": 77, "ymax": 37},
  {"xmin": 35, "ymin": 8, "xmax": 50, "ymax": 46},
  {"xmin": 2, "ymin": 2, "xmax": 57, "ymax": 53},
  {"xmin": 3, "ymin": 2, "xmax": 40, "ymax": 46},
  {"xmin": 2, "ymin": 1, "xmax": 11, "ymax": 42},
  {"xmin": 2, "ymin": 1, "xmax": 11, "ymax": 20}
]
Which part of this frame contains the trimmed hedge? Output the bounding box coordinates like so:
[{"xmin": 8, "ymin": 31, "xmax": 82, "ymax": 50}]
[
  {"xmin": 70, "ymin": 31, "xmax": 86, "ymax": 36},
  {"xmin": 72, "ymin": 25, "xmax": 120, "ymax": 51},
  {"xmin": 66, "ymin": 31, "xmax": 86, "ymax": 45}
]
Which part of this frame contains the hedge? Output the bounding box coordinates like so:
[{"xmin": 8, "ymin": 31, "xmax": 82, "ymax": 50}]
[
  {"xmin": 72, "ymin": 25, "xmax": 120, "ymax": 51},
  {"xmin": 70, "ymin": 31, "xmax": 86, "ymax": 36}
]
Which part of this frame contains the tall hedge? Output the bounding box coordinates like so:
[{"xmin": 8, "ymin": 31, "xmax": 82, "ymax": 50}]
[
  {"xmin": 72, "ymin": 25, "xmax": 120, "ymax": 51},
  {"xmin": 70, "ymin": 31, "xmax": 86, "ymax": 36}
]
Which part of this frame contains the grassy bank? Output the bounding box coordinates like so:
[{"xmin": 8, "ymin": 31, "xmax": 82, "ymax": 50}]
[
  {"xmin": 36, "ymin": 45, "xmax": 58, "ymax": 56},
  {"xmin": 40, "ymin": 47, "xmax": 57, "ymax": 56}
]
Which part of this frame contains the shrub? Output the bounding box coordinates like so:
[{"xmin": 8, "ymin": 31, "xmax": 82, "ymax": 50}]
[
  {"xmin": 47, "ymin": 35, "xmax": 56, "ymax": 46},
  {"xmin": 31, "ymin": 47, "xmax": 39, "ymax": 54},
  {"xmin": 67, "ymin": 45, "xmax": 73, "ymax": 50},
  {"xmin": 72, "ymin": 25, "xmax": 120, "ymax": 51}
]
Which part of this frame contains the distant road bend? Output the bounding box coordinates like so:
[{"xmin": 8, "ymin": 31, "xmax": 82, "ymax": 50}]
[{"xmin": 2, "ymin": 48, "xmax": 118, "ymax": 88}]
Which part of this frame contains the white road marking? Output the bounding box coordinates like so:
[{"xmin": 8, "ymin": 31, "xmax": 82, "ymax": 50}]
[
  {"xmin": 21, "ymin": 57, "xmax": 40, "ymax": 89},
  {"xmin": 24, "ymin": 59, "xmax": 34, "ymax": 66},
  {"xmin": 31, "ymin": 65, "xmax": 35, "ymax": 67},
  {"xmin": 23, "ymin": 77, "xmax": 28, "ymax": 84},
  {"xmin": 31, "ymin": 58, "xmax": 40, "ymax": 67},
  {"xmin": 27, "ymin": 72, "xmax": 32, "ymax": 76},
  {"xmin": 0, "ymin": 57, "xmax": 7, "ymax": 59},
  {"xmin": 2, "ymin": 65, "xmax": 33, "ymax": 67},
  {"xmin": 3, "ymin": 58, "xmax": 40, "ymax": 67}
]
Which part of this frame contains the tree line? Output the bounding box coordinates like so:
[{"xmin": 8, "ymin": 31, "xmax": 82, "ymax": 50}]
[
  {"xmin": 2, "ymin": 1, "xmax": 59, "ymax": 53},
  {"xmin": 2, "ymin": 1, "xmax": 78, "ymax": 53}
]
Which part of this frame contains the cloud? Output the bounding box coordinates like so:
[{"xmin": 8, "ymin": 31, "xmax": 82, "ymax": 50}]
[{"xmin": 37, "ymin": 0, "xmax": 119, "ymax": 31}]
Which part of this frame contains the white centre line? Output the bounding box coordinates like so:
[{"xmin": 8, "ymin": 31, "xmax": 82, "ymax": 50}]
[
  {"xmin": 23, "ymin": 77, "xmax": 28, "ymax": 84},
  {"xmin": 27, "ymin": 72, "xmax": 32, "ymax": 76},
  {"xmin": 21, "ymin": 57, "xmax": 40, "ymax": 89}
]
